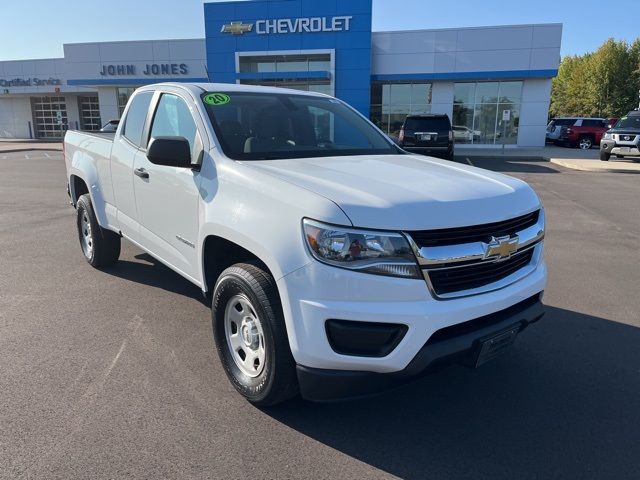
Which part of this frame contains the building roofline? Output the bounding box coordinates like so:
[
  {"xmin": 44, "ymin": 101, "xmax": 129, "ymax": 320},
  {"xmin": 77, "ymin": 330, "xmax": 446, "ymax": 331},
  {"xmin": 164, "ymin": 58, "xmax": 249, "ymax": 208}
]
[
  {"xmin": 63, "ymin": 38, "xmax": 204, "ymax": 47},
  {"xmin": 374, "ymin": 23, "xmax": 563, "ymax": 35}
]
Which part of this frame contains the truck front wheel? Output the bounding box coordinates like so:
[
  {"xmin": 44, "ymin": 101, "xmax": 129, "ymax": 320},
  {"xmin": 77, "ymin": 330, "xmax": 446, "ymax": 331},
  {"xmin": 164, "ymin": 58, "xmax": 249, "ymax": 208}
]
[
  {"xmin": 212, "ymin": 262, "xmax": 298, "ymax": 406},
  {"xmin": 76, "ymin": 194, "xmax": 121, "ymax": 267},
  {"xmin": 600, "ymin": 150, "xmax": 610, "ymax": 161}
]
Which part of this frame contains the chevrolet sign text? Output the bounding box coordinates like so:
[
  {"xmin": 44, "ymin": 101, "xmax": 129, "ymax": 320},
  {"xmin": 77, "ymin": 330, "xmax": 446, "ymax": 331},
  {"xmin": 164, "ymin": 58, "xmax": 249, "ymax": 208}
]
[{"xmin": 254, "ymin": 16, "xmax": 352, "ymax": 34}]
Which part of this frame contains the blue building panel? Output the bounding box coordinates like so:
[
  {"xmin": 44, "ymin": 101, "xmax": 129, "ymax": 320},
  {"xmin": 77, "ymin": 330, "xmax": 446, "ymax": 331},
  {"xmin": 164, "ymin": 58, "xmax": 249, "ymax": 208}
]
[{"xmin": 204, "ymin": 0, "xmax": 372, "ymax": 116}]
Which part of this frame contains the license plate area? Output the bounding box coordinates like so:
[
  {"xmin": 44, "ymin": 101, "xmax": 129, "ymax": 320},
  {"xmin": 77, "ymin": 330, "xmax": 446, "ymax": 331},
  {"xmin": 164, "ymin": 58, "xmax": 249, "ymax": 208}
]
[
  {"xmin": 474, "ymin": 326, "xmax": 520, "ymax": 367},
  {"xmin": 618, "ymin": 147, "xmax": 631, "ymax": 153},
  {"xmin": 417, "ymin": 132, "xmax": 437, "ymax": 142}
]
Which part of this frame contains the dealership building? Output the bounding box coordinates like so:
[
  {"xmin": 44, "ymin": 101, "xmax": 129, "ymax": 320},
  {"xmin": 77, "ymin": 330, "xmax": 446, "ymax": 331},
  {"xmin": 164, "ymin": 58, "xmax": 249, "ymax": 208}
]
[{"xmin": 0, "ymin": 0, "xmax": 562, "ymax": 147}]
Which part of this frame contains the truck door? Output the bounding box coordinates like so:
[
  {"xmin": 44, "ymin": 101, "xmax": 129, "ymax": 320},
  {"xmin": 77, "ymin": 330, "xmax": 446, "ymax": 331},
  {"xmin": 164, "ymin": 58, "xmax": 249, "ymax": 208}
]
[
  {"xmin": 110, "ymin": 91, "xmax": 154, "ymax": 242},
  {"xmin": 132, "ymin": 92, "xmax": 203, "ymax": 283}
]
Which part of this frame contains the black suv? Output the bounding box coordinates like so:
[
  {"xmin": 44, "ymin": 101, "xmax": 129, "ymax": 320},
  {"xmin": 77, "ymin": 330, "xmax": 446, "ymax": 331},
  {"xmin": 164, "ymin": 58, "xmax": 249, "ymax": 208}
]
[
  {"xmin": 398, "ymin": 114, "xmax": 454, "ymax": 160},
  {"xmin": 600, "ymin": 110, "xmax": 640, "ymax": 161}
]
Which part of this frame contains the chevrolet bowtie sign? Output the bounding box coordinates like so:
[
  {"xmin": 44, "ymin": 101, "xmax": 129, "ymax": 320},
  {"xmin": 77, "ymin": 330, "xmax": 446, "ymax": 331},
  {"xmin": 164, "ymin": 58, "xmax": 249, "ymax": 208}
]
[
  {"xmin": 221, "ymin": 21, "xmax": 254, "ymax": 35},
  {"xmin": 221, "ymin": 16, "xmax": 353, "ymax": 35}
]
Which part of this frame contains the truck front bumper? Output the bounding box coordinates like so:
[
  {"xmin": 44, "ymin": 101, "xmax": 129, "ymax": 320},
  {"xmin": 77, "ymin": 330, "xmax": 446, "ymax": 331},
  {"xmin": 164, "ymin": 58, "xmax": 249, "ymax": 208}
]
[
  {"xmin": 600, "ymin": 140, "xmax": 640, "ymax": 157},
  {"xmin": 297, "ymin": 293, "xmax": 544, "ymax": 401},
  {"xmin": 276, "ymin": 255, "xmax": 547, "ymax": 400}
]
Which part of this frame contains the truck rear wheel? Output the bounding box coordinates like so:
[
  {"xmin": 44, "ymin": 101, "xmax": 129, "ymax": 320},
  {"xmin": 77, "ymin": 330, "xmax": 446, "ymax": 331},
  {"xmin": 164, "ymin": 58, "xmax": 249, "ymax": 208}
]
[
  {"xmin": 76, "ymin": 194, "xmax": 121, "ymax": 267},
  {"xmin": 578, "ymin": 136, "xmax": 593, "ymax": 149},
  {"xmin": 212, "ymin": 262, "xmax": 298, "ymax": 406}
]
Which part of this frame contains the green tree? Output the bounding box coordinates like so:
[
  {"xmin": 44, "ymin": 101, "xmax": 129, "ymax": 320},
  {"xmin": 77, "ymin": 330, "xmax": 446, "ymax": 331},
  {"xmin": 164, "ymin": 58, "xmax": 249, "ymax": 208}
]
[{"xmin": 551, "ymin": 38, "xmax": 640, "ymax": 119}]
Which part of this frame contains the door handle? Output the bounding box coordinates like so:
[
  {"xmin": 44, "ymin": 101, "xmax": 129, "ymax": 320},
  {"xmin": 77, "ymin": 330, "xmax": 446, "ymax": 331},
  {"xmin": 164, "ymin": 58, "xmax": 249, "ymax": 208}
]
[{"xmin": 134, "ymin": 168, "xmax": 149, "ymax": 179}]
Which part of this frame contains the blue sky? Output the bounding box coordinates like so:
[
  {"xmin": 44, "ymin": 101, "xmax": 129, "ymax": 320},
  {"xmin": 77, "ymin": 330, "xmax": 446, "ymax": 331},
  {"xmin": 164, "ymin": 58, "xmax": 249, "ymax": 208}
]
[{"xmin": 1, "ymin": 0, "xmax": 638, "ymax": 61}]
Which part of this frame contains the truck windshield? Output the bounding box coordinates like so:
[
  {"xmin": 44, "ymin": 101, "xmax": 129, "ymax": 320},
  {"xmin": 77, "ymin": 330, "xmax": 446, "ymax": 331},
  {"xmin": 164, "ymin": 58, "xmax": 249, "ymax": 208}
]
[
  {"xmin": 614, "ymin": 115, "xmax": 640, "ymax": 129},
  {"xmin": 201, "ymin": 91, "xmax": 399, "ymax": 160}
]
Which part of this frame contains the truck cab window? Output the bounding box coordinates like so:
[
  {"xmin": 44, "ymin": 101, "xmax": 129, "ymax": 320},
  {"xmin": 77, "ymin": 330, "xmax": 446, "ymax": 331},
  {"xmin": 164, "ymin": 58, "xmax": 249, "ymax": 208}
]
[
  {"xmin": 122, "ymin": 91, "xmax": 153, "ymax": 148},
  {"xmin": 149, "ymin": 94, "xmax": 198, "ymax": 158}
]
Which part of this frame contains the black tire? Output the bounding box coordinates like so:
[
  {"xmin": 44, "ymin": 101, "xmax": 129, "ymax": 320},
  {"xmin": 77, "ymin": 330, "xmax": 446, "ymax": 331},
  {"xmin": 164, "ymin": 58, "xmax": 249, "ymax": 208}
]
[
  {"xmin": 444, "ymin": 149, "xmax": 454, "ymax": 161},
  {"xmin": 616, "ymin": 155, "xmax": 625, "ymax": 159},
  {"xmin": 76, "ymin": 194, "xmax": 121, "ymax": 267},
  {"xmin": 600, "ymin": 150, "xmax": 610, "ymax": 161},
  {"xmin": 212, "ymin": 262, "xmax": 298, "ymax": 406}
]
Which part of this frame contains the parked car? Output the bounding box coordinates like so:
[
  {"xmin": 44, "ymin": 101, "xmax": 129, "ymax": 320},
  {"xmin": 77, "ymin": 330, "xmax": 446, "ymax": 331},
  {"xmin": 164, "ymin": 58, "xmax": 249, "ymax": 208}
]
[
  {"xmin": 600, "ymin": 110, "xmax": 640, "ymax": 161},
  {"xmin": 453, "ymin": 125, "xmax": 481, "ymax": 143},
  {"xmin": 551, "ymin": 117, "xmax": 617, "ymax": 149},
  {"xmin": 397, "ymin": 114, "xmax": 454, "ymax": 160},
  {"xmin": 546, "ymin": 118, "xmax": 578, "ymax": 143},
  {"xmin": 64, "ymin": 83, "xmax": 546, "ymax": 405},
  {"xmin": 99, "ymin": 120, "xmax": 119, "ymax": 132}
]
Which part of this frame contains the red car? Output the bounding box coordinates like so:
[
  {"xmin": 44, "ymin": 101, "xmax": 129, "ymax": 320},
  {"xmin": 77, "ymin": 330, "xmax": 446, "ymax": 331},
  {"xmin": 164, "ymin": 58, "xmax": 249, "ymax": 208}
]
[{"xmin": 556, "ymin": 117, "xmax": 618, "ymax": 149}]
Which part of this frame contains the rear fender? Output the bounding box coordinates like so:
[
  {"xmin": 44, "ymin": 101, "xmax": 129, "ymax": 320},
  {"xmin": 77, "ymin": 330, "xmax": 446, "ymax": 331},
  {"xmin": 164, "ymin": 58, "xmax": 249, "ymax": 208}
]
[{"xmin": 68, "ymin": 152, "xmax": 109, "ymax": 228}]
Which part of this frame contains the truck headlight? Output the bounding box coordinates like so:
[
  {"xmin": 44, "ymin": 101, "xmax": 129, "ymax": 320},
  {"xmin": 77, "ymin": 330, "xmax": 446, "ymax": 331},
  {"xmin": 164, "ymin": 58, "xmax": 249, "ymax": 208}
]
[
  {"xmin": 603, "ymin": 132, "xmax": 613, "ymax": 140},
  {"xmin": 303, "ymin": 219, "xmax": 421, "ymax": 278}
]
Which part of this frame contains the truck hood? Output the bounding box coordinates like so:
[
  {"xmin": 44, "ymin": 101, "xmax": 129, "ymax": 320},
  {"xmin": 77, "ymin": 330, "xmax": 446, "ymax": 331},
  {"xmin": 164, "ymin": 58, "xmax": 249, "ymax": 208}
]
[{"xmin": 242, "ymin": 154, "xmax": 541, "ymax": 230}]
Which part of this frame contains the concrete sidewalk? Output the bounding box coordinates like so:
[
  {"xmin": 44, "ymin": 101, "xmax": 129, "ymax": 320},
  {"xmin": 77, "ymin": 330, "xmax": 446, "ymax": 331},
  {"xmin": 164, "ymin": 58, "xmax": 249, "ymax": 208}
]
[
  {"xmin": 550, "ymin": 157, "xmax": 640, "ymax": 173},
  {"xmin": 0, "ymin": 139, "xmax": 63, "ymax": 153},
  {"xmin": 458, "ymin": 145, "xmax": 640, "ymax": 173}
]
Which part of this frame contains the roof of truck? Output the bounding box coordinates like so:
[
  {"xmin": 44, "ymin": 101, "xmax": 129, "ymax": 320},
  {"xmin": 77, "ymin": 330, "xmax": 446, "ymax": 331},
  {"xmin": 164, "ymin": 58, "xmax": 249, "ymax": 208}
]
[{"xmin": 144, "ymin": 82, "xmax": 331, "ymax": 98}]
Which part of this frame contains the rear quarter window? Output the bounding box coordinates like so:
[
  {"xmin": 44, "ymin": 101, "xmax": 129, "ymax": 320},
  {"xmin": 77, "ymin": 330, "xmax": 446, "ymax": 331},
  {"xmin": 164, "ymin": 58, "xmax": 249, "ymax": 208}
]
[{"xmin": 122, "ymin": 91, "xmax": 153, "ymax": 147}]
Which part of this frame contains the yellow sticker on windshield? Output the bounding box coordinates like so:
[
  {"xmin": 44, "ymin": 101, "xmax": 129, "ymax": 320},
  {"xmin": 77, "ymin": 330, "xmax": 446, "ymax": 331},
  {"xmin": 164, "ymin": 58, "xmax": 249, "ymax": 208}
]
[{"xmin": 203, "ymin": 93, "xmax": 230, "ymax": 106}]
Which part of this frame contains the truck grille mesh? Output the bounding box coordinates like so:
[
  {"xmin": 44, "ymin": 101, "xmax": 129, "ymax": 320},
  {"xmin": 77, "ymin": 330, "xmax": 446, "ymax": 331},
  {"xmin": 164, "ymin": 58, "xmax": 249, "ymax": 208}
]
[
  {"xmin": 427, "ymin": 248, "xmax": 534, "ymax": 295},
  {"xmin": 409, "ymin": 210, "xmax": 539, "ymax": 248}
]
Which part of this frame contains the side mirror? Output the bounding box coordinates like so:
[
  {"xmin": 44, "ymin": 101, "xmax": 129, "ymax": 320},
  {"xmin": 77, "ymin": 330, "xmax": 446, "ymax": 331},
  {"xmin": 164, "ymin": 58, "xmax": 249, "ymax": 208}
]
[{"xmin": 147, "ymin": 136, "xmax": 192, "ymax": 168}]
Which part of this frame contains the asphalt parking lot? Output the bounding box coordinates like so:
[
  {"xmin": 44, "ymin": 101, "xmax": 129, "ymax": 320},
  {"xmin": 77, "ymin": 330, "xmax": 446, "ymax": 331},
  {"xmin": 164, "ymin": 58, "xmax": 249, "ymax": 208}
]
[{"xmin": 1, "ymin": 150, "xmax": 639, "ymax": 479}]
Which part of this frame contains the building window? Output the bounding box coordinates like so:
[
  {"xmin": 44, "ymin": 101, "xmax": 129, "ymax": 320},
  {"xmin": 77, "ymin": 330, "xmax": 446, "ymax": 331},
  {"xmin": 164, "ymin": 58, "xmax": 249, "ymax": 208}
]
[
  {"xmin": 452, "ymin": 81, "xmax": 522, "ymax": 145},
  {"xmin": 117, "ymin": 87, "xmax": 137, "ymax": 117},
  {"xmin": 78, "ymin": 96, "xmax": 101, "ymax": 131},
  {"xmin": 238, "ymin": 54, "xmax": 333, "ymax": 95},
  {"xmin": 239, "ymin": 54, "xmax": 331, "ymax": 73},
  {"xmin": 370, "ymin": 82, "xmax": 432, "ymax": 137},
  {"xmin": 30, "ymin": 96, "xmax": 68, "ymax": 139}
]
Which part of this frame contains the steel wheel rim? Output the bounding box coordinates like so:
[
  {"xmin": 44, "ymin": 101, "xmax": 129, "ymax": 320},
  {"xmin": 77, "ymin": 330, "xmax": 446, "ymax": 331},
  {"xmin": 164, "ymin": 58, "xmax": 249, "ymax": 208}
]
[
  {"xmin": 579, "ymin": 139, "xmax": 591, "ymax": 149},
  {"xmin": 224, "ymin": 294, "xmax": 266, "ymax": 378},
  {"xmin": 80, "ymin": 211, "xmax": 93, "ymax": 258}
]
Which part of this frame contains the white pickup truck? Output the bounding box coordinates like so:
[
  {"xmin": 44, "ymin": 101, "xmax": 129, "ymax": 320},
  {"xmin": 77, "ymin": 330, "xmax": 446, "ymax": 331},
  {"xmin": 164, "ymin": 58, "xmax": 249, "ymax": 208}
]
[{"xmin": 64, "ymin": 83, "xmax": 546, "ymax": 405}]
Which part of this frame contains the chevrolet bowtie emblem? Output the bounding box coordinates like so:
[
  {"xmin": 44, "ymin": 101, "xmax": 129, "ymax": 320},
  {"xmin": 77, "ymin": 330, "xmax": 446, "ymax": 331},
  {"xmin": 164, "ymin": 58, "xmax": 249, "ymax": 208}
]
[
  {"xmin": 484, "ymin": 235, "xmax": 519, "ymax": 261},
  {"xmin": 221, "ymin": 21, "xmax": 254, "ymax": 35}
]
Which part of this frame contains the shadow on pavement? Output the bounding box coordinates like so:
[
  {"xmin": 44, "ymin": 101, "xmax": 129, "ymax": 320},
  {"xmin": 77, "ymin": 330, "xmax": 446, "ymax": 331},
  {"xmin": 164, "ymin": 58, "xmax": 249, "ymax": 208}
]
[
  {"xmin": 266, "ymin": 306, "xmax": 640, "ymax": 479},
  {"xmin": 101, "ymin": 253, "xmax": 208, "ymax": 305},
  {"xmin": 455, "ymin": 156, "xmax": 562, "ymax": 174},
  {"xmin": 95, "ymin": 247, "xmax": 639, "ymax": 478}
]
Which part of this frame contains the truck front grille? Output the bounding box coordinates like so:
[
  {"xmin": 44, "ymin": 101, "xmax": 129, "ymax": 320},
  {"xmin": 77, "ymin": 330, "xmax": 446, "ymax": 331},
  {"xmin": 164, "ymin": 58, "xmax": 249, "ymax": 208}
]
[
  {"xmin": 427, "ymin": 248, "xmax": 535, "ymax": 296},
  {"xmin": 405, "ymin": 209, "xmax": 544, "ymax": 299},
  {"xmin": 408, "ymin": 210, "xmax": 539, "ymax": 248}
]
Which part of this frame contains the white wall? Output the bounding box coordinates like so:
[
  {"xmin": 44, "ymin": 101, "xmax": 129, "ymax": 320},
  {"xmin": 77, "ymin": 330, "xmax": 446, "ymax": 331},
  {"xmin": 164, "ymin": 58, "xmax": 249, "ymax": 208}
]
[
  {"xmin": 97, "ymin": 87, "xmax": 119, "ymax": 123},
  {"xmin": 518, "ymin": 78, "xmax": 553, "ymax": 147},
  {"xmin": 0, "ymin": 97, "xmax": 32, "ymax": 138},
  {"xmin": 430, "ymin": 82, "xmax": 454, "ymax": 118},
  {"xmin": 63, "ymin": 39, "xmax": 207, "ymax": 83},
  {"xmin": 372, "ymin": 24, "xmax": 562, "ymax": 76}
]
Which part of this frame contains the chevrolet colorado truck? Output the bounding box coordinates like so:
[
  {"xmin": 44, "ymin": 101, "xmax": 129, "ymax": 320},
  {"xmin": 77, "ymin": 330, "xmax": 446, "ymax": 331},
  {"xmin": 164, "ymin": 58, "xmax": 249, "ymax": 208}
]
[{"xmin": 64, "ymin": 83, "xmax": 547, "ymax": 405}]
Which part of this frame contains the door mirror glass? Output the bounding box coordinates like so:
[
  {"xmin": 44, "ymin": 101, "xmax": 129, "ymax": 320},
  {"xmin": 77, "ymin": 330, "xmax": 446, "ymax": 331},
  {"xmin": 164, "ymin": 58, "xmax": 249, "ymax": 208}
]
[{"xmin": 147, "ymin": 136, "xmax": 192, "ymax": 168}]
